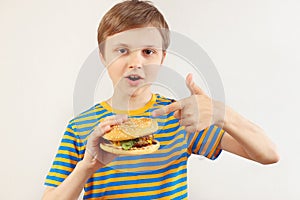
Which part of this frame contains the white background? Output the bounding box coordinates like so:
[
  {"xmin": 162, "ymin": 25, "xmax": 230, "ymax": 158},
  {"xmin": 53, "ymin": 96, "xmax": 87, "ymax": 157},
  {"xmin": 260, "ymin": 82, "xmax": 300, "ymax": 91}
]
[{"xmin": 1, "ymin": 0, "xmax": 299, "ymax": 199}]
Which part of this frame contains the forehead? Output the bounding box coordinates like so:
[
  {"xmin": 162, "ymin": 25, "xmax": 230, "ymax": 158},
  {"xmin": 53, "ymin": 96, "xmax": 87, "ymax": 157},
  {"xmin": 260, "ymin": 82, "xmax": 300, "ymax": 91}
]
[{"xmin": 105, "ymin": 27, "xmax": 163, "ymax": 49}]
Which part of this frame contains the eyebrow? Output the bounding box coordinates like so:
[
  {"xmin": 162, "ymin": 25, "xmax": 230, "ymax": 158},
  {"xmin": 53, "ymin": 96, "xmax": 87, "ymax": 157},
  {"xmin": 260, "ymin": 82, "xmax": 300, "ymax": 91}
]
[
  {"xmin": 112, "ymin": 43, "xmax": 160, "ymax": 48},
  {"xmin": 112, "ymin": 43, "xmax": 130, "ymax": 47}
]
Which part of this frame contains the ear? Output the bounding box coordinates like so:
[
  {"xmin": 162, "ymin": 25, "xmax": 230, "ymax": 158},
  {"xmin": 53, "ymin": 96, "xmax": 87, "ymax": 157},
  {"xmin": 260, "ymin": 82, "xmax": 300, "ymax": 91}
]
[{"xmin": 161, "ymin": 50, "xmax": 167, "ymax": 64}]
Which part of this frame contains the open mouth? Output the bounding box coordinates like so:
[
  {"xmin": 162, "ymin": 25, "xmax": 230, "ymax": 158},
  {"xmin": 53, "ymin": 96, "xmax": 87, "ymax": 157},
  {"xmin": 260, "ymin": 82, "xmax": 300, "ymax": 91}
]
[{"xmin": 126, "ymin": 74, "xmax": 143, "ymax": 81}]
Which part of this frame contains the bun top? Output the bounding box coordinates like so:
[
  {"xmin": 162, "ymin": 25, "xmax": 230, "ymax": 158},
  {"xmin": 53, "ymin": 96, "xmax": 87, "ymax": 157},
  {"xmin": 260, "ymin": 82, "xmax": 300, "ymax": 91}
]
[{"xmin": 102, "ymin": 118, "xmax": 158, "ymax": 141}]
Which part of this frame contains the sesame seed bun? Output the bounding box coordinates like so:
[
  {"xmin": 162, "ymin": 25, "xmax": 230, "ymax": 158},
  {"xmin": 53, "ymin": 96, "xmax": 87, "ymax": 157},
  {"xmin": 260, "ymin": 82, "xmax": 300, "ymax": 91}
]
[
  {"xmin": 100, "ymin": 118, "xmax": 160, "ymax": 155},
  {"xmin": 100, "ymin": 139, "xmax": 160, "ymax": 155},
  {"xmin": 102, "ymin": 118, "xmax": 158, "ymax": 141}
]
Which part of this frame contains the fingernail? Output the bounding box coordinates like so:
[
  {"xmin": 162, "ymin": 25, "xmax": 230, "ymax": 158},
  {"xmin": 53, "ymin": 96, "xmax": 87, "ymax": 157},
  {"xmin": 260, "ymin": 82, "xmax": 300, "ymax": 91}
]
[
  {"xmin": 152, "ymin": 111, "xmax": 157, "ymax": 117},
  {"xmin": 105, "ymin": 125, "xmax": 111, "ymax": 131}
]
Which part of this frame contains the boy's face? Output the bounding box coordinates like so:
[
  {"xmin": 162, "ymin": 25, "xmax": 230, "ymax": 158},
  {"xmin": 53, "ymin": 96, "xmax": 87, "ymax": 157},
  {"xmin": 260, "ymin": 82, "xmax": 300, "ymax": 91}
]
[{"xmin": 100, "ymin": 27, "xmax": 166, "ymax": 96}]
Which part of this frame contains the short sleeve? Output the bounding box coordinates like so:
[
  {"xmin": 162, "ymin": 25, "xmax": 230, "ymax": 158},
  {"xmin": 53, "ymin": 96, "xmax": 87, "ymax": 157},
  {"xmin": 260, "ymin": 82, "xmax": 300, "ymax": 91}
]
[
  {"xmin": 44, "ymin": 121, "xmax": 85, "ymax": 187},
  {"xmin": 188, "ymin": 125, "xmax": 225, "ymax": 160}
]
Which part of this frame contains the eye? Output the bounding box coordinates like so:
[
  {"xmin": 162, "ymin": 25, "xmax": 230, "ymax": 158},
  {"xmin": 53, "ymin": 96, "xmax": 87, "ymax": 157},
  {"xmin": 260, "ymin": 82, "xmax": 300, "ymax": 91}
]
[
  {"xmin": 143, "ymin": 49, "xmax": 155, "ymax": 55},
  {"xmin": 117, "ymin": 48, "xmax": 128, "ymax": 54}
]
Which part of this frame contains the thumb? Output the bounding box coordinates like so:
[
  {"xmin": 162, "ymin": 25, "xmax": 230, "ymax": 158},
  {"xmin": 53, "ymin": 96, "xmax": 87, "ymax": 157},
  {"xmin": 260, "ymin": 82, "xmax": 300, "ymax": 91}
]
[{"xmin": 186, "ymin": 73, "xmax": 205, "ymax": 95}]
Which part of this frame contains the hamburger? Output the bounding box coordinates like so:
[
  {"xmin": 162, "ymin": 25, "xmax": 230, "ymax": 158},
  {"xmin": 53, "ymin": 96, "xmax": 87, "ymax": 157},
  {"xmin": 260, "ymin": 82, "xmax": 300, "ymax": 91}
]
[{"xmin": 100, "ymin": 118, "xmax": 160, "ymax": 155}]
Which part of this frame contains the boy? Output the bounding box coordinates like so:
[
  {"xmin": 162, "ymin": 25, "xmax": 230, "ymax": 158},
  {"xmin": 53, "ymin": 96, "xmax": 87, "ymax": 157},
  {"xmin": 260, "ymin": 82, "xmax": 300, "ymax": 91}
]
[{"xmin": 43, "ymin": 0, "xmax": 279, "ymax": 199}]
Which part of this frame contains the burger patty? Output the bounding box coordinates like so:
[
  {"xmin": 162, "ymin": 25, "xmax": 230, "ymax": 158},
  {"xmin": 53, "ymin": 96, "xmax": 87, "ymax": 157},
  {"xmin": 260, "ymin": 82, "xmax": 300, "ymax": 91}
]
[
  {"xmin": 111, "ymin": 135, "xmax": 156, "ymax": 150},
  {"xmin": 133, "ymin": 135, "xmax": 155, "ymax": 147}
]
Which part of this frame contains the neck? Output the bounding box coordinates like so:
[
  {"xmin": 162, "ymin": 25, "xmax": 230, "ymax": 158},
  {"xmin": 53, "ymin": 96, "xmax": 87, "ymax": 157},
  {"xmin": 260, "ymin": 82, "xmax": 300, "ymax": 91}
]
[{"xmin": 106, "ymin": 89, "xmax": 153, "ymax": 111}]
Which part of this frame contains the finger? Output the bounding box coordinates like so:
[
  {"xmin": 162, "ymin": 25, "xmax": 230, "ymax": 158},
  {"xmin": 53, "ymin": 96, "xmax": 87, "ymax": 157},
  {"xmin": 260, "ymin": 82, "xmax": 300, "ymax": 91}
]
[
  {"xmin": 179, "ymin": 118, "xmax": 193, "ymax": 127},
  {"xmin": 103, "ymin": 114, "xmax": 128, "ymax": 123},
  {"xmin": 152, "ymin": 101, "xmax": 183, "ymax": 117},
  {"xmin": 92, "ymin": 123, "xmax": 111, "ymax": 139},
  {"xmin": 186, "ymin": 73, "xmax": 205, "ymax": 95},
  {"xmin": 173, "ymin": 110, "xmax": 181, "ymax": 119},
  {"xmin": 94, "ymin": 115, "xmax": 128, "ymax": 137},
  {"xmin": 101, "ymin": 115, "xmax": 128, "ymax": 128},
  {"xmin": 185, "ymin": 125, "xmax": 198, "ymax": 134}
]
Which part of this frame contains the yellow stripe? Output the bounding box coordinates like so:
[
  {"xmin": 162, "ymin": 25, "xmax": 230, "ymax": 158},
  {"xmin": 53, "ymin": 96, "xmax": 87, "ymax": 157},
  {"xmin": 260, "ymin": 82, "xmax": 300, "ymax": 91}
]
[
  {"xmin": 89, "ymin": 156, "xmax": 187, "ymax": 186},
  {"xmin": 60, "ymin": 142, "xmax": 76, "ymax": 149},
  {"xmin": 65, "ymin": 127, "xmax": 75, "ymax": 134},
  {"xmin": 207, "ymin": 128, "xmax": 224, "ymax": 158},
  {"xmin": 193, "ymin": 127, "xmax": 209, "ymax": 154},
  {"xmin": 74, "ymin": 109, "xmax": 107, "ymax": 122},
  {"xmin": 62, "ymin": 134, "xmax": 77, "ymax": 142},
  {"xmin": 100, "ymin": 94, "xmax": 157, "ymax": 115},
  {"xmin": 155, "ymin": 126, "xmax": 183, "ymax": 139},
  {"xmin": 156, "ymin": 133, "xmax": 185, "ymax": 146},
  {"xmin": 97, "ymin": 181, "xmax": 187, "ymax": 199},
  {"xmin": 47, "ymin": 171, "xmax": 68, "ymax": 179},
  {"xmin": 110, "ymin": 140, "xmax": 185, "ymax": 166},
  {"xmin": 187, "ymin": 132, "xmax": 198, "ymax": 155},
  {"xmin": 50, "ymin": 164, "xmax": 73, "ymax": 172},
  {"xmin": 54, "ymin": 157, "xmax": 78, "ymax": 165},
  {"xmin": 45, "ymin": 179, "xmax": 61, "ymax": 186},
  {"xmin": 155, "ymin": 187, "xmax": 187, "ymax": 200},
  {"xmin": 74, "ymin": 108, "xmax": 109, "ymax": 122},
  {"xmin": 57, "ymin": 149, "xmax": 78, "ymax": 159},
  {"xmin": 62, "ymin": 132, "xmax": 85, "ymax": 154},
  {"xmin": 107, "ymin": 149, "xmax": 187, "ymax": 172},
  {"xmin": 200, "ymin": 126, "xmax": 218, "ymax": 155},
  {"xmin": 75, "ymin": 122, "xmax": 97, "ymax": 129},
  {"xmin": 86, "ymin": 160, "xmax": 187, "ymax": 187},
  {"xmin": 75, "ymin": 112, "xmax": 176, "ymax": 129},
  {"xmin": 85, "ymin": 172, "xmax": 187, "ymax": 196}
]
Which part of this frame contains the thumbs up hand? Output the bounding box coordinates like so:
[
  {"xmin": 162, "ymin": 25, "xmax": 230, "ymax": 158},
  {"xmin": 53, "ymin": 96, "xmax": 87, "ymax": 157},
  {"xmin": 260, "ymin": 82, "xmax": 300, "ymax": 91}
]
[
  {"xmin": 152, "ymin": 73, "xmax": 220, "ymax": 133},
  {"xmin": 185, "ymin": 73, "xmax": 205, "ymax": 95}
]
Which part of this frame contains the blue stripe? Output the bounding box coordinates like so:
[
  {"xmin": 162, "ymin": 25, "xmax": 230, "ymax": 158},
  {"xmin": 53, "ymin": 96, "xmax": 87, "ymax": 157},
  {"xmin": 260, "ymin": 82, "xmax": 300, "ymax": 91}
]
[
  {"xmin": 155, "ymin": 101, "xmax": 172, "ymax": 106},
  {"xmin": 115, "ymin": 144, "xmax": 186, "ymax": 162},
  {"xmin": 173, "ymin": 192, "xmax": 188, "ymax": 200},
  {"xmin": 87, "ymin": 159, "xmax": 187, "ymax": 183},
  {"xmin": 52, "ymin": 161, "xmax": 76, "ymax": 168},
  {"xmin": 75, "ymin": 126, "xmax": 95, "ymax": 133},
  {"xmin": 204, "ymin": 127, "xmax": 221, "ymax": 157},
  {"xmin": 44, "ymin": 182, "xmax": 57, "ymax": 187},
  {"xmin": 49, "ymin": 168, "xmax": 71, "ymax": 176},
  {"xmin": 64, "ymin": 130, "xmax": 76, "ymax": 137},
  {"xmin": 74, "ymin": 113, "xmax": 116, "ymax": 133},
  {"xmin": 156, "ymin": 126, "xmax": 181, "ymax": 136},
  {"xmin": 76, "ymin": 106, "xmax": 106, "ymax": 119},
  {"xmin": 157, "ymin": 118, "xmax": 179, "ymax": 126},
  {"xmin": 62, "ymin": 132, "xmax": 85, "ymax": 148},
  {"xmin": 73, "ymin": 118, "xmax": 99, "ymax": 126},
  {"xmin": 197, "ymin": 126, "xmax": 214, "ymax": 154},
  {"xmin": 110, "ymin": 152, "xmax": 188, "ymax": 170},
  {"xmin": 73, "ymin": 111, "xmax": 112, "ymax": 130},
  {"xmin": 55, "ymin": 153, "xmax": 79, "ymax": 162},
  {"xmin": 59, "ymin": 145, "xmax": 84, "ymax": 155},
  {"xmin": 156, "ymin": 129, "xmax": 185, "ymax": 142},
  {"xmin": 85, "ymin": 168, "xmax": 187, "ymax": 191},
  {"xmin": 46, "ymin": 175, "xmax": 65, "ymax": 183},
  {"xmin": 61, "ymin": 138, "xmax": 76, "ymax": 144},
  {"xmin": 75, "ymin": 112, "xmax": 113, "ymax": 127},
  {"xmin": 84, "ymin": 178, "xmax": 187, "ymax": 199}
]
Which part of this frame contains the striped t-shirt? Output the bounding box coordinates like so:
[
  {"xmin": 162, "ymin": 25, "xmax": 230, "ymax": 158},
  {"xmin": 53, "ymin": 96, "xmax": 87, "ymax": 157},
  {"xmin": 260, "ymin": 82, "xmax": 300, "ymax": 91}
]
[{"xmin": 45, "ymin": 93, "xmax": 224, "ymax": 199}]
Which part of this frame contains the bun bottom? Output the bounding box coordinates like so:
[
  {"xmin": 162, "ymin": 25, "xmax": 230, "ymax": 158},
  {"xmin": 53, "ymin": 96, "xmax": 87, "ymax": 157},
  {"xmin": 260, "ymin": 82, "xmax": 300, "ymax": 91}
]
[{"xmin": 100, "ymin": 140, "xmax": 160, "ymax": 155}]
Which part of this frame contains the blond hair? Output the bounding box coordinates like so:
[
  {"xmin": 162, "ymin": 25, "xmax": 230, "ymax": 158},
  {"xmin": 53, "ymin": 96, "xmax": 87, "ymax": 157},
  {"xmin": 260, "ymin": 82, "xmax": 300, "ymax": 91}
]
[{"xmin": 97, "ymin": 0, "xmax": 170, "ymax": 55}]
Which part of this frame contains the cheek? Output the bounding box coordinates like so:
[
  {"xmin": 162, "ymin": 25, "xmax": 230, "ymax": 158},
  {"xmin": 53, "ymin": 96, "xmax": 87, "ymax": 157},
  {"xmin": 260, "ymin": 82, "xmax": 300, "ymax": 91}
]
[
  {"xmin": 144, "ymin": 64, "xmax": 161, "ymax": 81},
  {"xmin": 107, "ymin": 65, "xmax": 123, "ymax": 82}
]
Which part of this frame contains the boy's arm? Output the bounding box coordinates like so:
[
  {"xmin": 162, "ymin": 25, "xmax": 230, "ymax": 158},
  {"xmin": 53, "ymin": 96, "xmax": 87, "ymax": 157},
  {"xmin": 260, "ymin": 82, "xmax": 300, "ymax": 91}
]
[
  {"xmin": 216, "ymin": 105, "xmax": 279, "ymax": 164},
  {"xmin": 43, "ymin": 115, "xmax": 128, "ymax": 200},
  {"xmin": 153, "ymin": 73, "xmax": 279, "ymax": 164},
  {"xmin": 42, "ymin": 155, "xmax": 102, "ymax": 200}
]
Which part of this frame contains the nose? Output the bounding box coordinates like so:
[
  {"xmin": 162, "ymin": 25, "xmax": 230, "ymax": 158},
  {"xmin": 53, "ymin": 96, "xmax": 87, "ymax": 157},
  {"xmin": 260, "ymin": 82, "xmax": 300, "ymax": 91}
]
[{"xmin": 128, "ymin": 50, "xmax": 142, "ymax": 69}]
